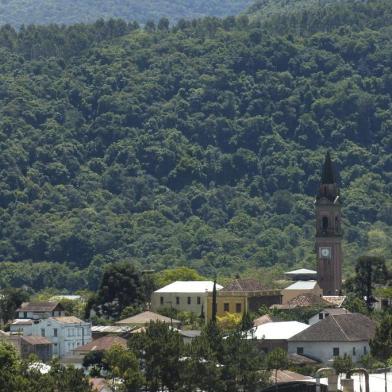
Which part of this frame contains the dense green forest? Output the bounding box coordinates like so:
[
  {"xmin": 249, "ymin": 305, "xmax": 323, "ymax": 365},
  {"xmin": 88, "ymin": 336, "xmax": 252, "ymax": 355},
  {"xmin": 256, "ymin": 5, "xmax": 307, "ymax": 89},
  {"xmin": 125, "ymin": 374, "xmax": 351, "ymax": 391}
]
[
  {"xmin": 0, "ymin": 0, "xmax": 391, "ymax": 292},
  {"xmin": 0, "ymin": 0, "xmax": 252, "ymax": 27}
]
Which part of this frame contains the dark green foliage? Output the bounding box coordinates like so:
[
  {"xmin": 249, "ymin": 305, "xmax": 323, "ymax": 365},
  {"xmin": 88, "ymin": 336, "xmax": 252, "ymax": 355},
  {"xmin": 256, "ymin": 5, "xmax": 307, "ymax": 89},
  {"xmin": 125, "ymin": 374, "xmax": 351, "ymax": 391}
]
[
  {"xmin": 333, "ymin": 354, "xmax": 353, "ymax": 375},
  {"xmin": 370, "ymin": 314, "xmax": 392, "ymax": 363},
  {"xmin": 240, "ymin": 311, "xmax": 254, "ymax": 331},
  {"xmin": 91, "ymin": 261, "xmax": 155, "ymax": 319},
  {"xmin": 0, "ymin": 0, "xmax": 390, "ymax": 289},
  {"xmin": 82, "ymin": 350, "xmax": 106, "ymax": 372},
  {"xmin": 129, "ymin": 322, "xmax": 184, "ymax": 392},
  {"xmin": 266, "ymin": 348, "xmax": 289, "ymax": 385},
  {"xmin": 260, "ymin": 304, "xmax": 325, "ymax": 324},
  {"xmin": 347, "ymin": 256, "xmax": 389, "ymax": 310},
  {"xmin": 129, "ymin": 321, "xmax": 268, "ymax": 392},
  {"xmin": 0, "ymin": 343, "xmax": 93, "ymax": 392},
  {"xmin": 0, "ymin": 1, "xmax": 252, "ymax": 26},
  {"xmin": 0, "ymin": 288, "xmax": 29, "ymax": 324}
]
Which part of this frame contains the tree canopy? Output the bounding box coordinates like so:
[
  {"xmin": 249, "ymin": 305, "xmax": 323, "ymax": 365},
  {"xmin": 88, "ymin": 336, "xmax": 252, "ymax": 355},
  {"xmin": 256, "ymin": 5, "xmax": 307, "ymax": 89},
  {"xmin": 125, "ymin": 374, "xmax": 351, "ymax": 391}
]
[
  {"xmin": 0, "ymin": 1, "xmax": 390, "ymax": 290},
  {"xmin": 0, "ymin": 0, "xmax": 252, "ymax": 27}
]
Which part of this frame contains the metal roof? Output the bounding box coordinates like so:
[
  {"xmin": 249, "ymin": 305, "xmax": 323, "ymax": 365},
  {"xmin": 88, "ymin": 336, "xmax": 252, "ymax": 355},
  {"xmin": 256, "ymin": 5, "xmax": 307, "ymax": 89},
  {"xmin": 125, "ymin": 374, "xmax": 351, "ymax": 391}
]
[
  {"xmin": 91, "ymin": 326, "xmax": 132, "ymax": 334},
  {"xmin": 11, "ymin": 319, "xmax": 33, "ymax": 325},
  {"xmin": 284, "ymin": 281, "xmax": 318, "ymax": 290},
  {"xmin": 155, "ymin": 281, "xmax": 223, "ymax": 293},
  {"xmin": 285, "ymin": 269, "xmax": 317, "ymax": 275},
  {"xmin": 246, "ymin": 321, "xmax": 309, "ymax": 340}
]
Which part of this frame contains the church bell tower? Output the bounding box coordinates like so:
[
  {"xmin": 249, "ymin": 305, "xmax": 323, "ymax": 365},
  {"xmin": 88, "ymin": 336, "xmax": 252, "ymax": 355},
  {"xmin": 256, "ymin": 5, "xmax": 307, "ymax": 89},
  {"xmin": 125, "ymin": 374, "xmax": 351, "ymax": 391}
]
[{"xmin": 315, "ymin": 152, "xmax": 343, "ymax": 295}]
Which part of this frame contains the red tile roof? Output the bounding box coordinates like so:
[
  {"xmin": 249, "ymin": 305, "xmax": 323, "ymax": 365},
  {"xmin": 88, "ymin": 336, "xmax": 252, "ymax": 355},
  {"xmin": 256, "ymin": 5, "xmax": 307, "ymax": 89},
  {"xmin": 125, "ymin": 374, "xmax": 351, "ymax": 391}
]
[
  {"xmin": 290, "ymin": 313, "xmax": 376, "ymax": 342},
  {"xmin": 222, "ymin": 278, "xmax": 264, "ymax": 292},
  {"xmin": 74, "ymin": 336, "xmax": 127, "ymax": 352},
  {"xmin": 21, "ymin": 336, "xmax": 52, "ymax": 345},
  {"xmin": 16, "ymin": 302, "xmax": 62, "ymax": 312}
]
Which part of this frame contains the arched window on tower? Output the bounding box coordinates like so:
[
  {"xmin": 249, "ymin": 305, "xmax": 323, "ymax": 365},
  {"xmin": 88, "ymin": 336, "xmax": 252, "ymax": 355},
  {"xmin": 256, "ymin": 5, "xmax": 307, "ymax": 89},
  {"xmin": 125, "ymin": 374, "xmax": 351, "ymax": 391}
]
[
  {"xmin": 335, "ymin": 216, "xmax": 340, "ymax": 232},
  {"xmin": 322, "ymin": 216, "xmax": 329, "ymax": 232}
]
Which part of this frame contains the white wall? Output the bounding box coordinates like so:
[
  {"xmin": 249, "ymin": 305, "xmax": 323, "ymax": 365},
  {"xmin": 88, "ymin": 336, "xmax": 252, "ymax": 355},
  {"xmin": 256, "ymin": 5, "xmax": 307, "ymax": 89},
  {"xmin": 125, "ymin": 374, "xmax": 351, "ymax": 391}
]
[
  {"xmin": 288, "ymin": 340, "xmax": 370, "ymax": 363},
  {"xmin": 151, "ymin": 292, "xmax": 207, "ymax": 315},
  {"xmin": 308, "ymin": 311, "xmax": 330, "ymax": 325},
  {"xmin": 11, "ymin": 318, "xmax": 92, "ymax": 358},
  {"xmin": 10, "ymin": 323, "xmax": 33, "ymax": 336},
  {"xmin": 33, "ymin": 319, "xmax": 92, "ymax": 357}
]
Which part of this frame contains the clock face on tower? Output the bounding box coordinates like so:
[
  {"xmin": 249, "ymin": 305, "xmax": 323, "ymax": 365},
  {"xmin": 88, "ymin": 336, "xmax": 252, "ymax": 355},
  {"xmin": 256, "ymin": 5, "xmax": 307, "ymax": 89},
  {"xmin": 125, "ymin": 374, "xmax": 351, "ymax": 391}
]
[{"xmin": 319, "ymin": 247, "xmax": 331, "ymax": 259}]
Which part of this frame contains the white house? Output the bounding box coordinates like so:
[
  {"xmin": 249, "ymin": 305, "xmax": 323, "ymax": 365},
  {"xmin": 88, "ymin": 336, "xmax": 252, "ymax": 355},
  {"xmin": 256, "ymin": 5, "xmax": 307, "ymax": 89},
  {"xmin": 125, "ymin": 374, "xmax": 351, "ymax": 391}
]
[
  {"xmin": 288, "ymin": 313, "xmax": 376, "ymax": 363},
  {"xmin": 246, "ymin": 321, "xmax": 309, "ymax": 353},
  {"xmin": 151, "ymin": 281, "xmax": 223, "ymax": 315},
  {"xmin": 308, "ymin": 308, "xmax": 351, "ymax": 325},
  {"xmin": 11, "ymin": 316, "xmax": 91, "ymax": 358},
  {"xmin": 16, "ymin": 302, "xmax": 65, "ymax": 320}
]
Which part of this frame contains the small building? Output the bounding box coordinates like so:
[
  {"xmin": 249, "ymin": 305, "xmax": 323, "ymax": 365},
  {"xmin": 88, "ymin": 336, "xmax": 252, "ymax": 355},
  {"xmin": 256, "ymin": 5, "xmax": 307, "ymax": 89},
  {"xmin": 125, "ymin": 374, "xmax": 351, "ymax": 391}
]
[
  {"xmin": 288, "ymin": 313, "xmax": 376, "ymax": 363},
  {"xmin": 308, "ymin": 308, "xmax": 351, "ymax": 325},
  {"xmin": 284, "ymin": 269, "xmax": 318, "ymax": 281},
  {"xmin": 16, "ymin": 302, "xmax": 65, "ymax": 320},
  {"xmin": 246, "ymin": 321, "xmax": 309, "ymax": 353},
  {"xmin": 151, "ymin": 281, "xmax": 222, "ymax": 316},
  {"xmin": 11, "ymin": 316, "xmax": 92, "ymax": 358},
  {"xmin": 115, "ymin": 311, "xmax": 181, "ymax": 328},
  {"xmin": 281, "ymin": 281, "xmax": 323, "ymax": 304},
  {"xmin": 20, "ymin": 336, "xmax": 53, "ymax": 362},
  {"xmin": 10, "ymin": 319, "xmax": 34, "ymax": 335},
  {"xmin": 206, "ymin": 278, "xmax": 282, "ymax": 320},
  {"xmin": 0, "ymin": 334, "xmax": 53, "ymax": 362}
]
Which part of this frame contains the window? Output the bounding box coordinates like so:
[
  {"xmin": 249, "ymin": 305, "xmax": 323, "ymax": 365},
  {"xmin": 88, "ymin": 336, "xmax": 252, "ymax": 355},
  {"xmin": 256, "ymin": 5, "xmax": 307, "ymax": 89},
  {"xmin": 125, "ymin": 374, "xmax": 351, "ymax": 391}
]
[
  {"xmin": 322, "ymin": 216, "xmax": 329, "ymax": 230},
  {"xmin": 224, "ymin": 303, "xmax": 230, "ymax": 312},
  {"xmin": 236, "ymin": 303, "xmax": 242, "ymax": 313},
  {"xmin": 319, "ymin": 313, "xmax": 324, "ymax": 320},
  {"xmin": 24, "ymin": 312, "xmax": 28, "ymax": 318},
  {"xmin": 187, "ymin": 297, "xmax": 191, "ymax": 305},
  {"xmin": 364, "ymin": 346, "xmax": 367, "ymax": 355},
  {"xmin": 297, "ymin": 347, "xmax": 304, "ymax": 355},
  {"xmin": 333, "ymin": 347, "xmax": 339, "ymax": 356},
  {"xmin": 160, "ymin": 296, "xmax": 164, "ymax": 305},
  {"xmin": 41, "ymin": 329, "xmax": 45, "ymax": 337},
  {"xmin": 197, "ymin": 297, "xmax": 201, "ymax": 305},
  {"xmin": 353, "ymin": 347, "xmax": 356, "ymax": 356},
  {"xmin": 176, "ymin": 297, "xmax": 180, "ymax": 305},
  {"xmin": 53, "ymin": 328, "xmax": 57, "ymax": 337}
]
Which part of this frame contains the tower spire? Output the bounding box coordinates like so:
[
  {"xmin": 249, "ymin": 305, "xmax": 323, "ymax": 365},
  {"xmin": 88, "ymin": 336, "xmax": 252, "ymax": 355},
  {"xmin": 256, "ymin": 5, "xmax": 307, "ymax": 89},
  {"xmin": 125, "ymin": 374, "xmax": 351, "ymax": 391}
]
[{"xmin": 321, "ymin": 151, "xmax": 336, "ymax": 184}]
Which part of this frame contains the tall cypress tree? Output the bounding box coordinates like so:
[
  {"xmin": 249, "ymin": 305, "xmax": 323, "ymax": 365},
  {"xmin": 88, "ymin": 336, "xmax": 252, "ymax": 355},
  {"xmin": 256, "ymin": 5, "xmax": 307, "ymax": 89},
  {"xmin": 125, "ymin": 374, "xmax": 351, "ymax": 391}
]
[{"xmin": 212, "ymin": 277, "xmax": 217, "ymax": 323}]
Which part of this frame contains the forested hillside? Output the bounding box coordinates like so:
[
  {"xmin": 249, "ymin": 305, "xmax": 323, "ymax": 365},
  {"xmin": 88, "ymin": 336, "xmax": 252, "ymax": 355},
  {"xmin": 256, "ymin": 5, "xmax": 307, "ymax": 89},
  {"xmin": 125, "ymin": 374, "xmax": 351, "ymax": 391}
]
[
  {"xmin": 0, "ymin": 0, "xmax": 391, "ymax": 291},
  {"xmin": 0, "ymin": 0, "xmax": 252, "ymax": 27}
]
